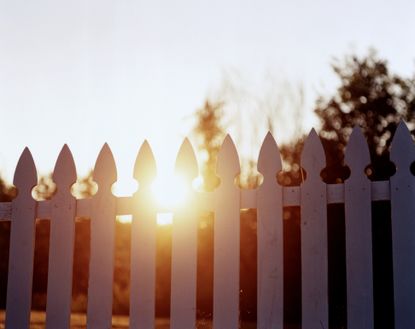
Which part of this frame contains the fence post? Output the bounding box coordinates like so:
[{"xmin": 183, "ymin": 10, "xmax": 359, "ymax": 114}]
[
  {"xmin": 213, "ymin": 135, "xmax": 240, "ymax": 329},
  {"xmin": 300, "ymin": 129, "xmax": 328, "ymax": 329},
  {"xmin": 344, "ymin": 126, "xmax": 374, "ymax": 329},
  {"xmin": 257, "ymin": 132, "xmax": 283, "ymax": 329},
  {"xmin": 5, "ymin": 148, "xmax": 37, "ymax": 329},
  {"xmin": 390, "ymin": 121, "xmax": 415, "ymax": 329},
  {"xmin": 87, "ymin": 144, "xmax": 117, "ymax": 329},
  {"xmin": 45, "ymin": 145, "xmax": 77, "ymax": 329},
  {"xmin": 170, "ymin": 139, "xmax": 199, "ymax": 329},
  {"xmin": 130, "ymin": 141, "xmax": 157, "ymax": 329}
]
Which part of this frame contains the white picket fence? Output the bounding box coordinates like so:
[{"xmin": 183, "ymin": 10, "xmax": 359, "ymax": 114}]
[{"xmin": 0, "ymin": 122, "xmax": 414, "ymax": 329}]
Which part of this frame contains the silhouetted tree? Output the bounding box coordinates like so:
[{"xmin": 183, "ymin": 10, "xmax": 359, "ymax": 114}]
[
  {"xmin": 192, "ymin": 100, "xmax": 226, "ymax": 191},
  {"xmin": 0, "ymin": 176, "xmax": 15, "ymax": 308},
  {"xmin": 32, "ymin": 174, "xmax": 56, "ymax": 200},
  {"xmin": 315, "ymin": 50, "xmax": 415, "ymax": 180},
  {"xmin": 72, "ymin": 170, "xmax": 97, "ymax": 199},
  {"xmin": 0, "ymin": 177, "xmax": 16, "ymax": 202},
  {"xmin": 32, "ymin": 171, "xmax": 97, "ymax": 201},
  {"xmin": 278, "ymin": 51, "xmax": 415, "ymax": 183}
]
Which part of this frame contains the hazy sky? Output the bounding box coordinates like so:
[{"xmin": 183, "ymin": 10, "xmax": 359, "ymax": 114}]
[{"xmin": 1, "ymin": 0, "xmax": 414, "ymax": 188}]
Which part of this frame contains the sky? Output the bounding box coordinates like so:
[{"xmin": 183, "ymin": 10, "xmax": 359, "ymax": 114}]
[{"xmin": 1, "ymin": 0, "xmax": 414, "ymax": 191}]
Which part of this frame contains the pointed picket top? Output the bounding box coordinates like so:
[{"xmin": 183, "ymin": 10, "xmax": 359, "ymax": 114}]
[
  {"xmin": 175, "ymin": 138, "xmax": 198, "ymax": 182},
  {"xmin": 13, "ymin": 147, "xmax": 37, "ymax": 192},
  {"xmin": 217, "ymin": 134, "xmax": 240, "ymax": 181},
  {"xmin": 258, "ymin": 132, "xmax": 282, "ymax": 182},
  {"xmin": 301, "ymin": 128, "xmax": 326, "ymax": 180},
  {"xmin": 93, "ymin": 143, "xmax": 117, "ymax": 189},
  {"xmin": 52, "ymin": 144, "xmax": 77, "ymax": 188},
  {"xmin": 134, "ymin": 140, "xmax": 157, "ymax": 187},
  {"xmin": 390, "ymin": 121, "xmax": 415, "ymax": 174},
  {"xmin": 345, "ymin": 126, "xmax": 370, "ymax": 176}
]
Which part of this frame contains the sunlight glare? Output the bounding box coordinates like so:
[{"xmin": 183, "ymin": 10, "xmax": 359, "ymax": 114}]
[
  {"xmin": 157, "ymin": 213, "xmax": 173, "ymax": 226},
  {"xmin": 112, "ymin": 179, "xmax": 138, "ymax": 197},
  {"xmin": 151, "ymin": 173, "xmax": 190, "ymax": 209},
  {"xmin": 117, "ymin": 215, "xmax": 132, "ymax": 223},
  {"xmin": 192, "ymin": 175, "xmax": 204, "ymax": 192}
]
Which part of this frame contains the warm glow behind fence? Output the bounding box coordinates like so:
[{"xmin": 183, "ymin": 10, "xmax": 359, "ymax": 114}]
[{"xmin": 1, "ymin": 122, "xmax": 415, "ymax": 329}]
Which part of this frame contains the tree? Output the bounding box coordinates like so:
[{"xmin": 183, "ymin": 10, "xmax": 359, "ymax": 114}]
[
  {"xmin": 32, "ymin": 171, "xmax": 97, "ymax": 201},
  {"xmin": 192, "ymin": 100, "xmax": 226, "ymax": 191},
  {"xmin": 32, "ymin": 174, "xmax": 56, "ymax": 200},
  {"xmin": 0, "ymin": 177, "xmax": 16, "ymax": 202},
  {"xmin": 0, "ymin": 176, "xmax": 15, "ymax": 308},
  {"xmin": 71, "ymin": 170, "xmax": 97, "ymax": 199},
  {"xmin": 315, "ymin": 50, "xmax": 415, "ymax": 180}
]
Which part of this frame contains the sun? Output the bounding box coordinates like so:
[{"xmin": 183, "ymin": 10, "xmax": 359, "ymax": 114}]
[
  {"xmin": 151, "ymin": 173, "xmax": 190, "ymax": 210},
  {"xmin": 114, "ymin": 172, "xmax": 194, "ymax": 225},
  {"xmin": 152, "ymin": 172, "xmax": 197, "ymax": 225}
]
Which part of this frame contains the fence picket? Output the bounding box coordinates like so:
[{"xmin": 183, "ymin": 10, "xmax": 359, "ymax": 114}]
[
  {"xmin": 130, "ymin": 141, "xmax": 157, "ymax": 329},
  {"xmin": 170, "ymin": 139, "xmax": 199, "ymax": 329},
  {"xmin": 390, "ymin": 121, "xmax": 415, "ymax": 329},
  {"xmin": 45, "ymin": 145, "xmax": 77, "ymax": 329},
  {"xmin": 257, "ymin": 132, "xmax": 283, "ymax": 329},
  {"xmin": 300, "ymin": 129, "xmax": 328, "ymax": 329},
  {"xmin": 5, "ymin": 148, "xmax": 37, "ymax": 329},
  {"xmin": 344, "ymin": 126, "xmax": 374, "ymax": 329},
  {"xmin": 86, "ymin": 144, "xmax": 117, "ymax": 329},
  {"xmin": 213, "ymin": 135, "xmax": 240, "ymax": 329}
]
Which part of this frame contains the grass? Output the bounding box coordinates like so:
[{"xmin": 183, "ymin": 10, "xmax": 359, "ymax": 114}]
[{"xmin": 0, "ymin": 311, "xmax": 258, "ymax": 328}]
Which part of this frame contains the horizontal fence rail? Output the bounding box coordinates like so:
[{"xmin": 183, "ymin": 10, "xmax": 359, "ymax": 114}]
[
  {"xmin": 0, "ymin": 180, "xmax": 394, "ymax": 220},
  {"xmin": 0, "ymin": 121, "xmax": 414, "ymax": 329}
]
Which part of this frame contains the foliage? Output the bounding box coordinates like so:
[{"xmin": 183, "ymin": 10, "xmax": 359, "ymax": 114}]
[
  {"xmin": 192, "ymin": 76, "xmax": 308, "ymax": 189},
  {"xmin": 277, "ymin": 51, "xmax": 415, "ymax": 183},
  {"xmin": 192, "ymin": 100, "xmax": 226, "ymax": 191},
  {"xmin": 32, "ymin": 171, "xmax": 97, "ymax": 201},
  {"xmin": 72, "ymin": 170, "xmax": 97, "ymax": 199},
  {"xmin": 32, "ymin": 174, "xmax": 56, "ymax": 200},
  {"xmin": 0, "ymin": 177, "xmax": 17, "ymax": 308},
  {"xmin": 315, "ymin": 50, "xmax": 415, "ymax": 180},
  {"xmin": 0, "ymin": 177, "xmax": 16, "ymax": 202}
]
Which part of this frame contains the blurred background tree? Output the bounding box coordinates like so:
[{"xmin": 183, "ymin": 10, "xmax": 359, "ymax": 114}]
[
  {"xmin": 0, "ymin": 178, "xmax": 16, "ymax": 202},
  {"xmin": 0, "ymin": 177, "xmax": 15, "ymax": 308},
  {"xmin": 277, "ymin": 51, "xmax": 415, "ymax": 184},
  {"xmin": 71, "ymin": 170, "xmax": 97, "ymax": 199},
  {"xmin": 192, "ymin": 100, "xmax": 226, "ymax": 191},
  {"xmin": 32, "ymin": 174, "xmax": 56, "ymax": 200},
  {"xmin": 316, "ymin": 50, "xmax": 415, "ymax": 181}
]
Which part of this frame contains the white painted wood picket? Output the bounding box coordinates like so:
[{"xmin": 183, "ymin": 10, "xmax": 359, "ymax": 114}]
[
  {"xmin": 300, "ymin": 129, "xmax": 328, "ymax": 329},
  {"xmin": 170, "ymin": 139, "xmax": 199, "ymax": 329},
  {"xmin": 0, "ymin": 122, "xmax": 414, "ymax": 329},
  {"xmin": 257, "ymin": 132, "xmax": 283, "ymax": 329},
  {"xmin": 344, "ymin": 127, "xmax": 373, "ymax": 329},
  {"xmin": 130, "ymin": 141, "xmax": 157, "ymax": 329}
]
